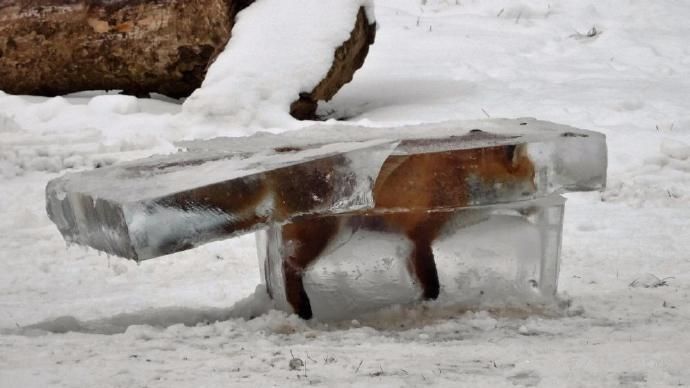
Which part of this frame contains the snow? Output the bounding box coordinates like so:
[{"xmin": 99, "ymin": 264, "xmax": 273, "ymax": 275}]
[
  {"xmin": 87, "ymin": 95, "xmax": 140, "ymax": 115},
  {"xmin": 183, "ymin": 0, "xmax": 375, "ymax": 127},
  {"xmin": 2, "ymin": 0, "xmax": 690, "ymax": 386},
  {"xmin": 660, "ymin": 138, "xmax": 690, "ymax": 161}
]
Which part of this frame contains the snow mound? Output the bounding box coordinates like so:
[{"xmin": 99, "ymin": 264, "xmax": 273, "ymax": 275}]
[
  {"xmin": 660, "ymin": 138, "xmax": 690, "ymax": 161},
  {"xmin": 602, "ymin": 137, "xmax": 690, "ymax": 207},
  {"xmin": 183, "ymin": 0, "xmax": 374, "ymax": 126},
  {"xmin": 88, "ymin": 95, "xmax": 140, "ymax": 115},
  {"xmin": 14, "ymin": 285, "xmax": 273, "ymax": 335}
]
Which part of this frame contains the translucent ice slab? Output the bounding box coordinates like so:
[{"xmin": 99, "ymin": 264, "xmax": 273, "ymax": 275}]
[
  {"xmin": 183, "ymin": 118, "xmax": 608, "ymax": 208},
  {"xmin": 46, "ymin": 118, "xmax": 606, "ymax": 261},
  {"xmin": 46, "ymin": 140, "xmax": 398, "ymax": 260},
  {"xmin": 257, "ymin": 195, "xmax": 566, "ymax": 321}
]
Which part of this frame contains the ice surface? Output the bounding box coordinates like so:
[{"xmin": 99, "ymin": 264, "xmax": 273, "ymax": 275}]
[
  {"xmin": 258, "ymin": 195, "xmax": 566, "ymax": 321},
  {"xmin": 184, "ymin": 118, "xmax": 608, "ymax": 208},
  {"xmin": 46, "ymin": 118, "xmax": 605, "ymax": 261},
  {"xmin": 46, "ymin": 139, "xmax": 398, "ymax": 260}
]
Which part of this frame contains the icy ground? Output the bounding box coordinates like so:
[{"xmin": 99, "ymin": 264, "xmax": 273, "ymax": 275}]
[{"xmin": 2, "ymin": 0, "xmax": 690, "ymax": 386}]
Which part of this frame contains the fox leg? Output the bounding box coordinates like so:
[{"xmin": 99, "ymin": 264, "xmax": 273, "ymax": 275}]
[
  {"xmin": 283, "ymin": 259, "xmax": 314, "ymax": 319},
  {"xmin": 405, "ymin": 212, "xmax": 452, "ymax": 300},
  {"xmin": 281, "ymin": 217, "xmax": 340, "ymax": 319},
  {"xmin": 409, "ymin": 238, "xmax": 441, "ymax": 300}
]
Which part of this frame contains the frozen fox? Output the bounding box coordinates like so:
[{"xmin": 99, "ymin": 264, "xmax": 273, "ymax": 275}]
[{"xmin": 278, "ymin": 143, "xmax": 537, "ymax": 319}]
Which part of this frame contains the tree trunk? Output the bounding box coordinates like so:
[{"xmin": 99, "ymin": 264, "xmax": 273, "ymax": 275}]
[
  {"xmin": 0, "ymin": 0, "xmax": 243, "ymax": 98},
  {"xmin": 290, "ymin": 7, "xmax": 376, "ymax": 120},
  {"xmin": 0, "ymin": 0, "xmax": 375, "ymax": 120}
]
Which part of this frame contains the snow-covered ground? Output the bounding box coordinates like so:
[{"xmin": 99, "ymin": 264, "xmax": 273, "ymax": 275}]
[{"xmin": 2, "ymin": 0, "xmax": 690, "ymax": 386}]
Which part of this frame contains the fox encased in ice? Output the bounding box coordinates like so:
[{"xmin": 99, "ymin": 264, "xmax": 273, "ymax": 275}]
[{"xmin": 277, "ymin": 144, "xmax": 536, "ymax": 319}]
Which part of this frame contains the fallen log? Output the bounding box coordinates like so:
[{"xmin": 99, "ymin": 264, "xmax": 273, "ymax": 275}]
[
  {"xmin": 0, "ymin": 0, "xmax": 376, "ymax": 120},
  {"xmin": 0, "ymin": 0, "xmax": 245, "ymax": 98},
  {"xmin": 289, "ymin": 7, "xmax": 376, "ymax": 120}
]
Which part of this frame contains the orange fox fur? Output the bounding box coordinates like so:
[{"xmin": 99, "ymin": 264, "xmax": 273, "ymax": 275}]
[{"xmin": 279, "ymin": 144, "xmax": 536, "ymax": 319}]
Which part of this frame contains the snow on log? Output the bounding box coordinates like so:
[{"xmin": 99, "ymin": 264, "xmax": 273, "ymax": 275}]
[
  {"xmin": 0, "ymin": 0, "xmax": 245, "ymax": 98},
  {"xmin": 0, "ymin": 0, "xmax": 376, "ymax": 121},
  {"xmin": 183, "ymin": 0, "xmax": 377, "ymax": 122}
]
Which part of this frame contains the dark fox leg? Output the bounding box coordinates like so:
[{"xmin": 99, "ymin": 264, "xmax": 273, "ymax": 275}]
[
  {"xmin": 410, "ymin": 239, "xmax": 440, "ymax": 300},
  {"xmin": 283, "ymin": 260, "xmax": 314, "ymax": 319},
  {"xmin": 405, "ymin": 212, "xmax": 451, "ymax": 300},
  {"xmin": 281, "ymin": 217, "xmax": 340, "ymax": 319}
]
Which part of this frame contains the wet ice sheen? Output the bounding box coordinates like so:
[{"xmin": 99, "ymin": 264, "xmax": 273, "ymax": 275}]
[
  {"xmin": 45, "ymin": 118, "xmax": 606, "ymax": 263},
  {"xmin": 259, "ymin": 194, "xmax": 567, "ymax": 320},
  {"xmin": 47, "ymin": 139, "xmax": 397, "ymax": 260}
]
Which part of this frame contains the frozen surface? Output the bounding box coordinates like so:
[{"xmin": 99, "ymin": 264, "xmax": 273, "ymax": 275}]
[
  {"xmin": 184, "ymin": 117, "xmax": 608, "ymax": 198},
  {"xmin": 183, "ymin": 0, "xmax": 375, "ymax": 126},
  {"xmin": 46, "ymin": 139, "xmax": 396, "ymax": 260},
  {"xmin": 2, "ymin": 0, "xmax": 690, "ymax": 386},
  {"xmin": 46, "ymin": 118, "xmax": 604, "ymax": 260},
  {"xmin": 260, "ymin": 195, "xmax": 565, "ymax": 320}
]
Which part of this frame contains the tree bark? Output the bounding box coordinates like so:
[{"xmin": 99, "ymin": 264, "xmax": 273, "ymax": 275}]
[
  {"xmin": 0, "ymin": 0, "xmax": 241, "ymax": 98},
  {"xmin": 0, "ymin": 1, "xmax": 375, "ymax": 120},
  {"xmin": 290, "ymin": 7, "xmax": 376, "ymax": 120}
]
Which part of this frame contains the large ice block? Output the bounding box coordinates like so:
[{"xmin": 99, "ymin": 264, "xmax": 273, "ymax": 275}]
[
  {"xmin": 46, "ymin": 118, "xmax": 606, "ymax": 261},
  {"xmin": 46, "ymin": 140, "xmax": 398, "ymax": 260},
  {"xmin": 182, "ymin": 118, "xmax": 608, "ymax": 208},
  {"xmin": 258, "ymin": 195, "xmax": 566, "ymax": 321}
]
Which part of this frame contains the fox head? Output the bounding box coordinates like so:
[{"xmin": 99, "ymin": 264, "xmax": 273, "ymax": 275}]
[
  {"xmin": 373, "ymin": 143, "xmax": 536, "ymax": 211},
  {"xmin": 470, "ymin": 144, "xmax": 537, "ymax": 200}
]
